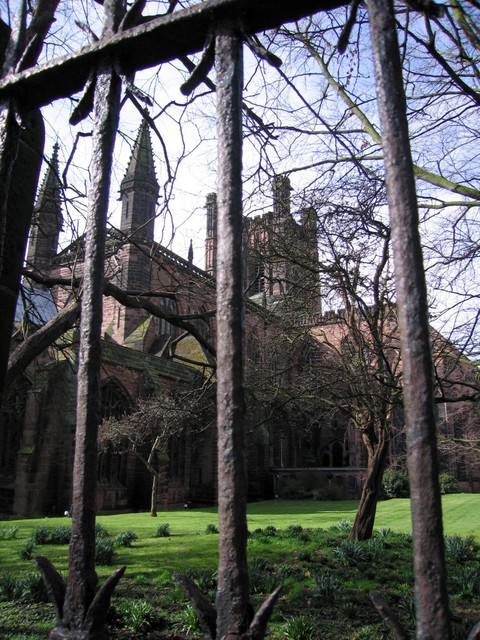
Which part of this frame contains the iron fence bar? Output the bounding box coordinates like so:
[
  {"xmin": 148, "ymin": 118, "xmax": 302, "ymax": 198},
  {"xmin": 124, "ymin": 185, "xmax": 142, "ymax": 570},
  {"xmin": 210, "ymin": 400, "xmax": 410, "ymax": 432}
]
[
  {"xmin": 59, "ymin": 0, "xmax": 125, "ymax": 633},
  {"xmin": 367, "ymin": 0, "xmax": 451, "ymax": 636},
  {"xmin": 0, "ymin": 0, "xmax": 348, "ymax": 111},
  {"xmin": 215, "ymin": 19, "xmax": 250, "ymax": 639}
]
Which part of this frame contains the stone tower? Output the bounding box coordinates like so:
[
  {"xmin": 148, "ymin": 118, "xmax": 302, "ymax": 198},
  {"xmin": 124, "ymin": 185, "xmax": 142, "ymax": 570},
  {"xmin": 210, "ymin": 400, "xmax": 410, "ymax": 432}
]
[
  {"xmin": 119, "ymin": 118, "xmax": 159, "ymax": 245},
  {"xmin": 25, "ymin": 144, "xmax": 62, "ymax": 270},
  {"xmin": 204, "ymin": 174, "xmax": 321, "ymax": 317},
  {"xmin": 113, "ymin": 120, "xmax": 160, "ymax": 343},
  {"xmin": 244, "ymin": 174, "xmax": 296, "ymax": 301}
]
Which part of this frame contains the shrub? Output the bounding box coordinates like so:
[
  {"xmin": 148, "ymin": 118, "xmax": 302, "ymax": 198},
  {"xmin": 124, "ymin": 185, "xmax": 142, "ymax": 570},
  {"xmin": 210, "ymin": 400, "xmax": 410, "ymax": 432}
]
[
  {"xmin": 264, "ymin": 525, "xmax": 277, "ymax": 537},
  {"xmin": 444, "ymin": 534, "xmax": 477, "ymax": 563},
  {"xmin": 31, "ymin": 525, "xmax": 71, "ymax": 545},
  {"xmin": 250, "ymin": 568, "xmax": 278, "ymax": 594},
  {"xmin": 450, "ymin": 565, "xmax": 480, "ymax": 598},
  {"xmin": 49, "ymin": 526, "xmax": 72, "ymax": 544},
  {"xmin": 19, "ymin": 573, "xmax": 49, "ymax": 603},
  {"xmin": 20, "ymin": 539, "xmax": 36, "ymax": 560},
  {"xmin": 439, "ymin": 473, "xmax": 460, "ymax": 494},
  {"xmin": 114, "ymin": 530, "xmax": 138, "ymax": 547},
  {"xmin": 276, "ymin": 563, "xmax": 296, "ymax": 578},
  {"xmin": 396, "ymin": 585, "xmax": 416, "ymax": 633},
  {"xmin": 280, "ymin": 525, "xmax": 310, "ymax": 542},
  {"xmin": 251, "ymin": 526, "xmax": 278, "ymax": 538},
  {"xmin": 118, "ymin": 599, "xmax": 156, "ymax": 633},
  {"xmin": 335, "ymin": 519, "xmax": 352, "ymax": 533},
  {"xmin": 95, "ymin": 537, "xmax": 116, "ymax": 565},
  {"xmin": 311, "ymin": 571, "xmax": 344, "ymax": 601},
  {"xmin": 284, "ymin": 524, "xmax": 303, "ymax": 537},
  {"xmin": 249, "ymin": 557, "xmax": 269, "ymax": 572},
  {"xmin": 0, "ymin": 573, "xmax": 23, "ymax": 599},
  {"xmin": 401, "ymin": 532, "xmax": 413, "ymax": 546},
  {"xmin": 179, "ymin": 604, "xmax": 200, "ymax": 635},
  {"xmin": 95, "ymin": 522, "xmax": 109, "ymax": 538},
  {"xmin": 366, "ymin": 537, "xmax": 385, "ymax": 561},
  {"xmin": 183, "ymin": 568, "xmax": 217, "ymax": 592},
  {"xmin": 30, "ymin": 526, "xmax": 53, "ymax": 545},
  {"xmin": 155, "ymin": 523, "xmax": 171, "ymax": 537},
  {"xmin": 205, "ymin": 523, "xmax": 219, "ymax": 534},
  {"xmin": 377, "ymin": 527, "xmax": 391, "ymax": 540},
  {"xmin": 0, "ymin": 572, "xmax": 48, "ymax": 602},
  {"xmin": 334, "ymin": 540, "xmax": 366, "ymax": 566},
  {"xmin": 283, "ymin": 615, "xmax": 316, "ymax": 640},
  {"xmin": 383, "ymin": 469, "xmax": 409, "ymax": 498},
  {"xmin": 0, "ymin": 525, "xmax": 18, "ymax": 540}
]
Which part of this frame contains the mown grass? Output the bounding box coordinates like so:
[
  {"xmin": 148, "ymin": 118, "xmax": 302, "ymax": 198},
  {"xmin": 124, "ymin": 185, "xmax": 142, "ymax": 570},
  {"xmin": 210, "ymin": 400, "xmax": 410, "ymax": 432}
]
[{"xmin": 0, "ymin": 495, "xmax": 479, "ymax": 639}]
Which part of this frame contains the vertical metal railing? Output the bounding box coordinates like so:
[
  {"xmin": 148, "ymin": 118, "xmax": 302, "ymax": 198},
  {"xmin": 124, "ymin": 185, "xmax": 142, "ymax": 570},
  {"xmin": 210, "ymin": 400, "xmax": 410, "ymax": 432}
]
[
  {"xmin": 367, "ymin": 0, "xmax": 450, "ymax": 636},
  {"xmin": 214, "ymin": 20, "xmax": 250, "ymax": 638}
]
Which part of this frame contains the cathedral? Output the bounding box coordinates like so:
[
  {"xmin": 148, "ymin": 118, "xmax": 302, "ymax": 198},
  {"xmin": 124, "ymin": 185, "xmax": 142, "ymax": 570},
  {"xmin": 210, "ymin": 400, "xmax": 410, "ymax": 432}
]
[{"xmin": 0, "ymin": 121, "xmax": 477, "ymax": 517}]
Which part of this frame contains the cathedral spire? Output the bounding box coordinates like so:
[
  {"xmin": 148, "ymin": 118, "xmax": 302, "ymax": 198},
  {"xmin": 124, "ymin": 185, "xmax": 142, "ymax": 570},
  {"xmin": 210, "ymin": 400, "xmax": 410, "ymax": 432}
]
[
  {"xmin": 120, "ymin": 118, "xmax": 158, "ymax": 193},
  {"xmin": 35, "ymin": 143, "xmax": 61, "ymax": 214},
  {"xmin": 26, "ymin": 144, "xmax": 63, "ymax": 269},
  {"xmin": 188, "ymin": 239, "xmax": 194, "ymax": 267},
  {"xmin": 119, "ymin": 119, "xmax": 159, "ymax": 243}
]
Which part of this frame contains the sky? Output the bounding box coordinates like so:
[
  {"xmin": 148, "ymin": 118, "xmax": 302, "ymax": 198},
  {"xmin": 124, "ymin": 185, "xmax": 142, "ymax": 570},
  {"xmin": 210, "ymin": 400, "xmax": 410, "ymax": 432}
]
[{"xmin": 7, "ymin": 0, "xmax": 479, "ymax": 354}]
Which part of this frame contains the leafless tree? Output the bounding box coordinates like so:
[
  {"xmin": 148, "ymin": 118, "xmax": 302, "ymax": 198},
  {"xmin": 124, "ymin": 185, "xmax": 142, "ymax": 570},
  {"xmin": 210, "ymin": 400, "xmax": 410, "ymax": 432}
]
[
  {"xmin": 238, "ymin": 3, "xmax": 480, "ymax": 364},
  {"xmin": 2, "ymin": 0, "xmax": 477, "ymax": 638},
  {"xmin": 99, "ymin": 383, "xmax": 215, "ymax": 516}
]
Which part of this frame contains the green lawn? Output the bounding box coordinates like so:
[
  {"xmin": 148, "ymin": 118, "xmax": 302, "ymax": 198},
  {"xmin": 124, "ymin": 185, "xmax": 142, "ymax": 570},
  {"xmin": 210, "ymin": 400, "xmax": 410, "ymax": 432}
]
[
  {"xmin": 1, "ymin": 494, "xmax": 479, "ymax": 578},
  {"xmin": 0, "ymin": 495, "xmax": 479, "ymax": 639},
  {"xmin": 246, "ymin": 494, "xmax": 480, "ymax": 536}
]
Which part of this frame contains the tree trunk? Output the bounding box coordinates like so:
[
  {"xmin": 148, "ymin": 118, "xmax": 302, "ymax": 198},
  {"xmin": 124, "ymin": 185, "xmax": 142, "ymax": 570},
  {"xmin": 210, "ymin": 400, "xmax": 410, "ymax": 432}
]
[
  {"xmin": 147, "ymin": 437, "xmax": 162, "ymax": 517},
  {"xmin": 350, "ymin": 435, "xmax": 389, "ymax": 541},
  {"xmin": 150, "ymin": 472, "xmax": 158, "ymax": 517}
]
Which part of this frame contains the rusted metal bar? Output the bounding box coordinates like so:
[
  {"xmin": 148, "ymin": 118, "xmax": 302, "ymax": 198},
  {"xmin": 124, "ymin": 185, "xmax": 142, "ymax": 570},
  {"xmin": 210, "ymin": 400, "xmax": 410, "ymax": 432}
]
[
  {"xmin": 366, "ymin": 0, "xmax": 451, "ymax": 637},
  {"xmin": 0, "ymin": 6, "xmax": 24, "ymax": 273},
  {"xmin": 215, "ymin": 19, "xmax": 250, "ymax": 640},
  {"xmin": 0, "ymin": 0, "xmax": 348, "ymax": 111},
  {"xmin": 57, "ymin": 2, "xmax": 124, "ymax": 635},
  {"xmin": 0, "ymin": 109, "xmax": 43, "ymax": 401},
  {"xmin": 0, "ymin": 0, "xmax": 58, "ymax": 402}
]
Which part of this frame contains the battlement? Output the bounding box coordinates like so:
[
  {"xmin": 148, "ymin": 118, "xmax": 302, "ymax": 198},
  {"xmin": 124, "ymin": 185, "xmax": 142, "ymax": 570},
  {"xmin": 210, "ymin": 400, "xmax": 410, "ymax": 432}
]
[{"xmin": 292, "ymin": 308, "xmax": 347, "ymax": 328}]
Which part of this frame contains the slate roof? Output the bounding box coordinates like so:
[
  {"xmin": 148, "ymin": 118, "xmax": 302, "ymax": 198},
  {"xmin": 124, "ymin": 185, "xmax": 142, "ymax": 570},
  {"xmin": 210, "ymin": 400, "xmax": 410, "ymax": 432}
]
[{"xmin": 15, "ymin": 286, "xmax": 58, "ymax": 327}]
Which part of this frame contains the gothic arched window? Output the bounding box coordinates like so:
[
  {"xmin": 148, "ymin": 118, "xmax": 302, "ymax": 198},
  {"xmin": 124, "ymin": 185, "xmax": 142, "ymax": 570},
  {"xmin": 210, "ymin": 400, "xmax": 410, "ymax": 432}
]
[
  {"xmin": 99, "ymin": 381, "xmax": 130, "ymax": 484},
  {"xmin": 101, "ymin": 381, "xmax": 130, "ymax": 420},
  {"xmin": 319, "ymin": 439, "xmax": 349, "ymax": 468}
]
